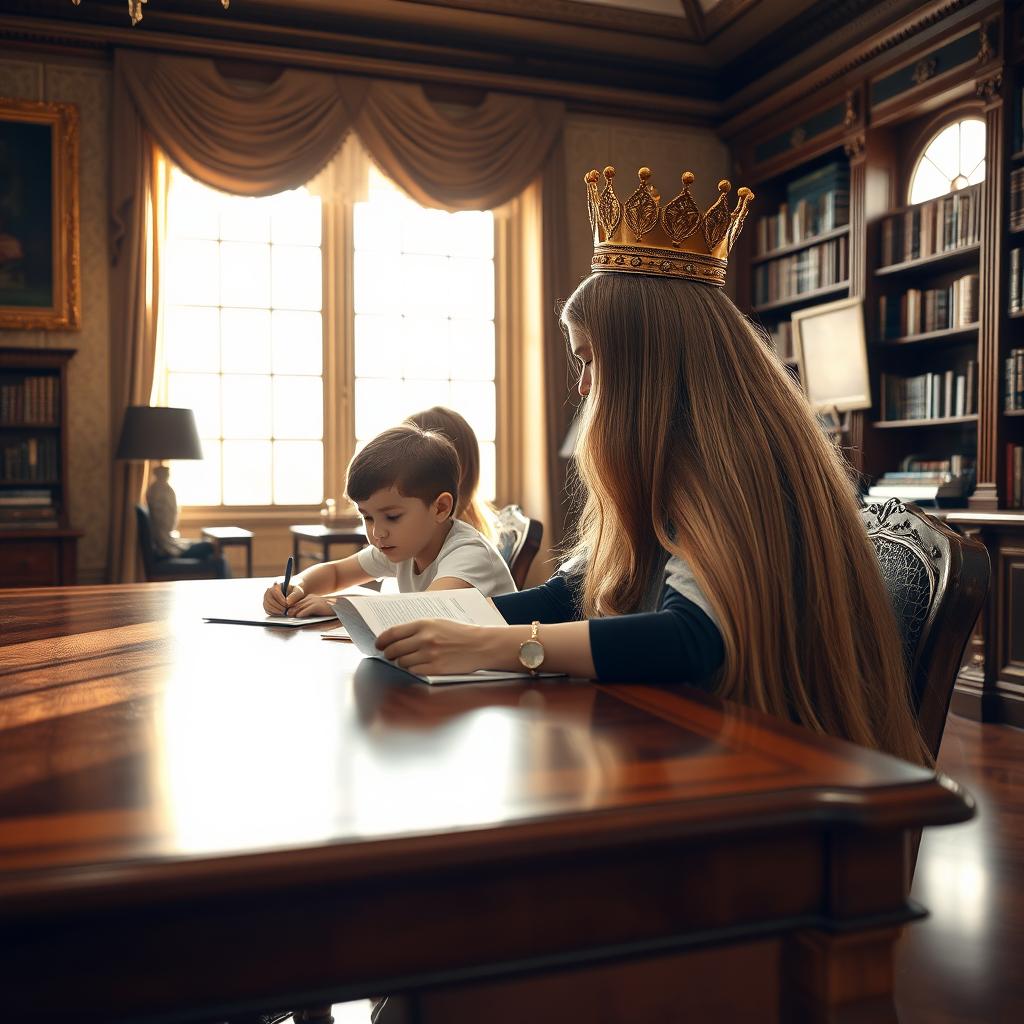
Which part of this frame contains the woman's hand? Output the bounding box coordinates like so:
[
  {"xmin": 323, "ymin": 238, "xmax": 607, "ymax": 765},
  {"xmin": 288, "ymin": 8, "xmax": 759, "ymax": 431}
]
[
  {"xmin": 262, "ymin": 583, "xmax": 332, "ymax": 617},
  {"xmin": 377, "ymin": 619, "xmax": 490, "ymax": 675}
]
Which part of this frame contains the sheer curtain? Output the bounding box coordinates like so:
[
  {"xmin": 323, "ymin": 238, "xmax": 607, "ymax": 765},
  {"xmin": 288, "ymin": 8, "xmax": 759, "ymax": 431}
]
[{"xmin": 108, "ymin": 49, "xmax": 568, "ymax": 582}]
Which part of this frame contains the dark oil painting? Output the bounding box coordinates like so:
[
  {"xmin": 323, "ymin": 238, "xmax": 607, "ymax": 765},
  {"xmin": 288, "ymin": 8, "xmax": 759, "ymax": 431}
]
[{"xmin": 0, "ymin": 120, "xmax": 54, "ymax": 309}]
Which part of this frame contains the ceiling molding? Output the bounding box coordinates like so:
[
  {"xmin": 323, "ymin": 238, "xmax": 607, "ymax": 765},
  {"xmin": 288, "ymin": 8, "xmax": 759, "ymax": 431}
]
[
  {"xmin": 0, "ymin": 12, "xmax": 719, "ymax": 123},
  {"xmin": 399, "ymin": 0, "xmax": 694, "ymax": 40},
  {"xmin": 721, "ymin": 0, "xmax": 985, "ymax": 134},
  {"xmin": 0, "ymin": 0, "xmax": 993, "ymax": 131}
]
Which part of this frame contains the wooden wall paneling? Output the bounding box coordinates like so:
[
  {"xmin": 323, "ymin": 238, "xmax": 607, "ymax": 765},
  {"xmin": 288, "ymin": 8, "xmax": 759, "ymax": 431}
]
[
  {"xmin": 868, "ymin": 22, "xmax": 991, "ymax": 128},
  {"xmin": 945, "ymin": 513, "xmax": 1024, "ymax": 725},
  {"xmin": 971, "ymin": 63, "xmax": 1008, "ymax": 510},
  {"xmin": 998, "ymin": 540, "xmax": 1024, "ymax": 673},
  {"xmin": 994, "ymin": 533, "xmax": 1024, "ymax": 726}
]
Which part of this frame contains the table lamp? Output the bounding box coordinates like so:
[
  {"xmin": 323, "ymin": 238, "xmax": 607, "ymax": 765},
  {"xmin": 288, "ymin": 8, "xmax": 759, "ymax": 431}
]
[{"xmin": 115, "ymin": 406, "xmax": 203, "ymax": 540}]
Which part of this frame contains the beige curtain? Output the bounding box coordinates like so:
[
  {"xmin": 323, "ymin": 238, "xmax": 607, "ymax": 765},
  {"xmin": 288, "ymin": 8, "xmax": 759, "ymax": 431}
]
[
  {"xmin": 353, "ymin": 82, "xmax": 563, "ymax": 211},
  {"xmin": 108, "ymin": 110, "xmax": 169, "ymax": 582},
  {"xmin": 116, "ymin": 53, "xmax": 361, "ymax": 198},
  {"xmin": 109, "ymin": 49, "xmax": 568, "ymax": 581}
]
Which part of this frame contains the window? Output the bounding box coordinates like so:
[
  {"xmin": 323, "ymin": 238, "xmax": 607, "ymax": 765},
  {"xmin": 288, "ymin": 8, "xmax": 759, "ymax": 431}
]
[
  {"xmin": 163, "ymin": 168, "xmax": 324, "ymax": 507},
  {"xmin": 161, "ymin": 158, "xmax": 500, "ymax": 513},
  {"xmin": 909, "ymin": 117, "xmax": 986, "ymax": 205},
  {"xmin": 352, "ymin": 167, "xmax": 497, "ymax": 499}
]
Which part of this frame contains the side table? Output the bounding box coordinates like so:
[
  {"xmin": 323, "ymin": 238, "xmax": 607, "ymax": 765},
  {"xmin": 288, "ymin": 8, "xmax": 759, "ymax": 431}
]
[
  {"xmin": 290, "ymin": 522, "xmax": 366, "ymax": 569},
  {"xmin": 200, "ymin": 526, "xmax": 254, "ymax": 577}
]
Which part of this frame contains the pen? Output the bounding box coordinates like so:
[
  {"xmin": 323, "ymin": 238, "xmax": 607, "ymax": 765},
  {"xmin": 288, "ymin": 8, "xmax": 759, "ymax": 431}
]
[{"xmin": 281, "ymin": 556, "xmax": 294, "ymax": 616}]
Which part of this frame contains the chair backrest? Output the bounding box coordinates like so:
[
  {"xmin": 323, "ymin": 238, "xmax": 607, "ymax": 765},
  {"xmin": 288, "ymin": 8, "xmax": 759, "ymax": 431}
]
[
  {"xmin": 134, "ymin": 504, "xmax": 160, "ymax": 581},
  {"xmin": 861, "ymin": 498, "xmax": 989, "ymax": 759},
  {"xmin": 135, "ymin": 504, "xmax": 221, "ymax": 582},
  {"xmin": 494, "ymin": 504, "xmax": 544, "ymax": 590}
]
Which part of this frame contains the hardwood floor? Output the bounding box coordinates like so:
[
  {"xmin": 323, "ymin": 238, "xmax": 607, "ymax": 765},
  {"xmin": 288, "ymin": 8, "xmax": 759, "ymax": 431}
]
[{"xmin": 895, "ymin": 713, "xmax": 1024, "ymax": 1023}]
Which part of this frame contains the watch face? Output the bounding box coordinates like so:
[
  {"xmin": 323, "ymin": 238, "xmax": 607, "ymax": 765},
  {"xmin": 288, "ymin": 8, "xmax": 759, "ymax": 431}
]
[{"xmin": 519, "ymin": 639, "xmax": 544, "ymax": 670}]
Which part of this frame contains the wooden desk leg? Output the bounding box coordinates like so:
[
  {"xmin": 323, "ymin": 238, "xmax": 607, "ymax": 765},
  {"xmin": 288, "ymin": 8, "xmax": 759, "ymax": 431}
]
[
  {"xmin": 244, "ymin": 540, "xmax": 253, "ymax": 578},
  {"xmin": 293, "ymin": 535, "xmax": 302, "ymax": 568},
  {"xmin": 782, "ymin": 926, "xmax": 901, "ymax": 1024}
]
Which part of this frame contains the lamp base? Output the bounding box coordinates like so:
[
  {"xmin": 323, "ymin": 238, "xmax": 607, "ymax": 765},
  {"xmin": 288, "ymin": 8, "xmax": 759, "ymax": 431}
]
[{"xmin": 146, "ymin": 465, "xmax": 184, "ymax": 556}]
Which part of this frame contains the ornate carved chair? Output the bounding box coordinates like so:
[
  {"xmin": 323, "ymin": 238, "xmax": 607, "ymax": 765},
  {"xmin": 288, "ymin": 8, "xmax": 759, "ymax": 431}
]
[
  {"xmin": 861, "ymin": 498, "xmax": 989, "ymax": 760},
  {"xmin": 494, "ymin": 504, "xmax": 544, "ymax": 589}
]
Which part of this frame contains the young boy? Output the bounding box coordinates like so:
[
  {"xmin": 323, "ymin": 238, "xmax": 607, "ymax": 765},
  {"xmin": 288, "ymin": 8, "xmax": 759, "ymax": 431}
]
[{"xmin": 262, "ymin": 424, "xmax": 515, "ymax": 617}]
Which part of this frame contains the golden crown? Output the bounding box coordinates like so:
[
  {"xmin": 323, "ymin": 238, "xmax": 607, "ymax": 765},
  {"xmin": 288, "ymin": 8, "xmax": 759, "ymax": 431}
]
[{"xmin": 586, "ymin": 166, "xmax": 754, "ymax": 287}]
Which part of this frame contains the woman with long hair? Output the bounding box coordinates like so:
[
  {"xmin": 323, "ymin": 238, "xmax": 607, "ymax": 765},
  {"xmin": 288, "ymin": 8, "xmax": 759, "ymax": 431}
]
[
  {"xmin": 406, "ymin": 406, "xmax": 498, "ymax": 542},
  {"xmin": 376, "ymin": 165, "xmax": 928, "ymax": 766}
]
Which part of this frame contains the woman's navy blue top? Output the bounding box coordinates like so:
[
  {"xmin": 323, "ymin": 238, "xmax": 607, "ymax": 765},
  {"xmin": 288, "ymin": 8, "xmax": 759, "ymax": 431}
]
[{"xmin": 493, "ymin": 572, "xmax": 724, "ymax": 685}]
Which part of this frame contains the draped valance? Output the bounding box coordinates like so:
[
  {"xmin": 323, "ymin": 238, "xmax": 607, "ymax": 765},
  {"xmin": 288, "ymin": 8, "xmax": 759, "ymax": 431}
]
[{"xmin": 112, "ymin": 50, "xmax": 565, "ymax": 261}]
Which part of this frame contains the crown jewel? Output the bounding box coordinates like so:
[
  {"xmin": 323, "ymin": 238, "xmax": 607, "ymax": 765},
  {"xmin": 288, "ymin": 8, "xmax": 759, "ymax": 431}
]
[{"xmin": 586, "ymin": 166, "xmax": 754, "ymax": 286}]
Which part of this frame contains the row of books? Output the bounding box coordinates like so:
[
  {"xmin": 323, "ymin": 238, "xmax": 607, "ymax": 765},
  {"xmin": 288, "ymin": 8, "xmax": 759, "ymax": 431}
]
[
  {"xmin": 866, "ymin": 453, "xmax": 975, "ymax": 504},
  {"xmin": 0, "ymin": 488, "xmax": 57, "ymax": 528},
  {"xmin": 880, "ymin": 364, "xmax": 977, "ymax": 421},
  {"xmin": 878, "ymin": 274, "xmax": 978, "ymax": 339},
  {"xmin": 753, "ymin": 236, "xmax": 848, "ymax": 306},
  {"xmin": 756, "ymin": 162, "xmax": 851, "ymax": 256},
  {"xmin": 1008, "ymin": 248, "xmax": 1024, "ymax": 314},
  {"xmin": 1006, "ymin": 445, "xmax": 1024, "ymax": 509},
  {"xmin": 0, "ymin": 375, "xmax": 59, "ymax": 426},
  {"xmin": 1011, "ymin": 168, "xmax": 1024, "ymax": 232},
  {"xmin": 1003, "ymin": 348, "xmax": 1024, "ymax": 411},
  {"xmin": 878, "ymin": 184, "xmax": 981, "ymax": 267},
  {"xmin": 755, "ymin": 196, "xmax": 849, "ymax": 255},
  {"xmin": 1, "ymin": 436, "xmax": 59, "ymax": 482}
]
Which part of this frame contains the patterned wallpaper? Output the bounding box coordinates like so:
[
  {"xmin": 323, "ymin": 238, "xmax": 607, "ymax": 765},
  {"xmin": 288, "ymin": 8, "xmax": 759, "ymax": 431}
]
[{"xmin": 0, "ymin": 54, "xmax": 111, "ymax": 583}]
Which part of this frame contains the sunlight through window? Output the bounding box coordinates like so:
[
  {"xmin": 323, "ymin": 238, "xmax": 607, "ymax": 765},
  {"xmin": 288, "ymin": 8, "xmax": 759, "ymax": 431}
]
[
  {"xmin": 353, "ymin": 167, "xmax": 497, "ymax": 499},
  {"xmin": 909, "ymin": 118, "xmax": 986, "ymax": 205},
  {"xmin": 163, "ymin": 167, "xmax": 324, "ymax": 507}
]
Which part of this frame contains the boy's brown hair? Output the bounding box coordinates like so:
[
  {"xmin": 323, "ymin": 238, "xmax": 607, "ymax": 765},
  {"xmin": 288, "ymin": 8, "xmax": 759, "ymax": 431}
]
[{"xmin": 346, "ymin": 425, "xmax": 460, "ymax": 515}]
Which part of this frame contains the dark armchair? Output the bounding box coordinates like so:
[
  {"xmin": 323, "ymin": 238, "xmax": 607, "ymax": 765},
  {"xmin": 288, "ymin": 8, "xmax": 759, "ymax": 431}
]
[{"xmin": 135, "ymin": 505, "xmax": 227, "ymax": 582}]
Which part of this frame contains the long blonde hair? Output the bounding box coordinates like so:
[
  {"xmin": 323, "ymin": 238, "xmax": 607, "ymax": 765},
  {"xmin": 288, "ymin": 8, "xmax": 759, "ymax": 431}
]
[
  {"xmin": 406, "ymin": 406, "xmax": 497, "ymax": 542},
  {"xmin": 562, "ymin": 273, "xmax": 928, "ymax": 765}
]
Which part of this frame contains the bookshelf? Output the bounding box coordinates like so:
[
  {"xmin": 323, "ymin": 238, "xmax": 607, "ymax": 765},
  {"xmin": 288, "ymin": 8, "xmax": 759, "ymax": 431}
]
[
  {"xmin": 727, "ymin": 8, "xmax": 1024, "ymax": 725},
  {"xmin": 0, "ymin": 348, "xmax": 81, "ymax": 586},
  {"xmin": 745, "ymin": 150, "xmax": 852, "ymax": 379}
]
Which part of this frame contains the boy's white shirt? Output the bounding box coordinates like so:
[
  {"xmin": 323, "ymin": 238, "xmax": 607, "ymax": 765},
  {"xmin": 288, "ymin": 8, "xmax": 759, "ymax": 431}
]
[{"xmin": 356, "ymin": 519, "xmax": 516, "ymax": 597}]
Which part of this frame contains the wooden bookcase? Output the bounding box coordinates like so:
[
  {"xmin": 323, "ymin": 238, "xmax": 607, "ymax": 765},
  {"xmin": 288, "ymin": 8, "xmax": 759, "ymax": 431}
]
[
  {"xmin": 0, "ymin": 347, "xmax": 81, "ymax": 587},
  {"xmin": 728, "ymin": 4, "xmax": 1024, "ymax": 726}
]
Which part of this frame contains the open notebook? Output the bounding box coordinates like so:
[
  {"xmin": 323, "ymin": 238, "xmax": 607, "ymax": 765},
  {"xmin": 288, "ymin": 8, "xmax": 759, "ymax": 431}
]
[{"xmin": 325, "ymin": 589, "xmax": 559, "ymax": 685}]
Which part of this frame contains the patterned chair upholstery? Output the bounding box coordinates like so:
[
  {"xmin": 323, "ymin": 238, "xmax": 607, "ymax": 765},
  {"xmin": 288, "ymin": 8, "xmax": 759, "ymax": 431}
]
[
  {"xmin": 861, "ymin": 498, "xmax": 989, "ymax": 759},
  {"xmin": 494, "ymin": 504, "xmax": 543, "ymax": 589}
]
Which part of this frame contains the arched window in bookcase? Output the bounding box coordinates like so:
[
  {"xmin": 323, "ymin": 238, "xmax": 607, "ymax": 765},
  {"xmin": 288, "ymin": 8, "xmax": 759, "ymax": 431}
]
[{"xmin": 908, "ymin": 117, "xmax": 986, "ymax": 204}]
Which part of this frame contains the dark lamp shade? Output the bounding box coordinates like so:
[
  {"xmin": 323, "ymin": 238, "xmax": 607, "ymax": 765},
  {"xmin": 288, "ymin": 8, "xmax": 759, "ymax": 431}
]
[{"xmin": 115, "ymin": 406, "xmax": 203, "ymax": 461}]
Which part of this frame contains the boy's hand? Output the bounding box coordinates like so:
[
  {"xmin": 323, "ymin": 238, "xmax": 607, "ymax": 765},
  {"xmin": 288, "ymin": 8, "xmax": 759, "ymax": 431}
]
[
  {"xmin": 290, "ymin": 594, "xmax": 334, "ymax": 617},
  {"xmin": 263, "ymin": 583, "xmax": 307, "ymax": 616}
]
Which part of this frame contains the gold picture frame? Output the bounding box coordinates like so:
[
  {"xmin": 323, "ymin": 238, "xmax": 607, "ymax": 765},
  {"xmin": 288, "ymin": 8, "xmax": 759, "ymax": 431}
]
[{"xmin": 0, "ymin": 98, "xmax": 80, "ymax": 330}]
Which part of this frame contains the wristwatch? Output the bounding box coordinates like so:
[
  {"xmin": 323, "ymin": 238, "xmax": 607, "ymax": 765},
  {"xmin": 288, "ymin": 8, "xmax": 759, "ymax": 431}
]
[{"xmin": 518, "ymin": 620, "xmax": 545, "ymax": 676}]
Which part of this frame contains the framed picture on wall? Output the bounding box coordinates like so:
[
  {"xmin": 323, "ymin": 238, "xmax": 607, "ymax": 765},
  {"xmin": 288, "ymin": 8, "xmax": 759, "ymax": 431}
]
[{"xmin": 0, "ymin": 98, "xmax": 80, "ymax": 330}]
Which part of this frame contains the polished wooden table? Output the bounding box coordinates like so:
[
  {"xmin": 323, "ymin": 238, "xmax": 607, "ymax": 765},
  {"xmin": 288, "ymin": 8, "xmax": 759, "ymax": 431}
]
[{"xmin": 0, "ymin": 580, "xmax": 972, "ymax": 1023}]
